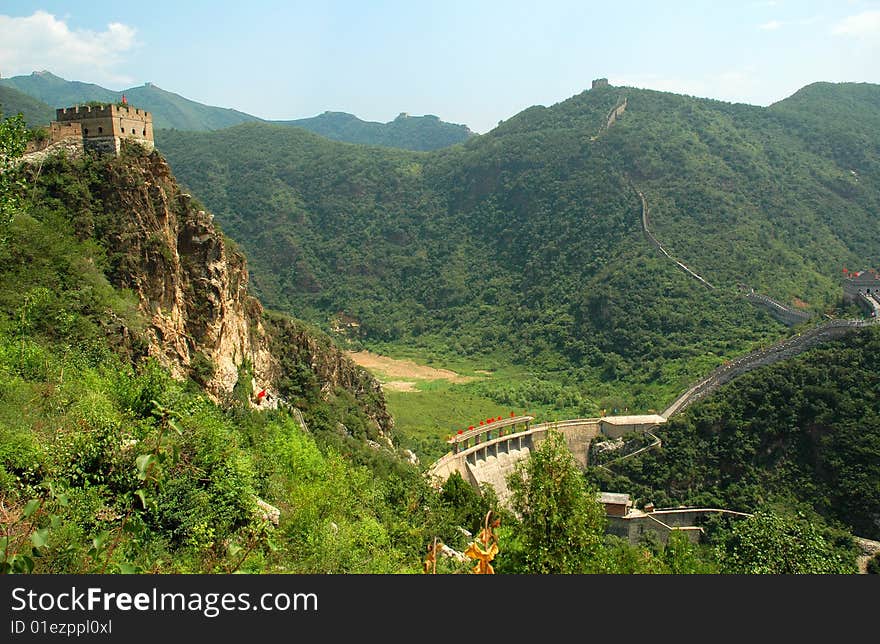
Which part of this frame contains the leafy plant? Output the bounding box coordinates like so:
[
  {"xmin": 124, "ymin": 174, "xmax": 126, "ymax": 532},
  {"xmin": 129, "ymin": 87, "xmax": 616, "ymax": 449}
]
[
  {"xmin": 463, "ymin": 511, "xmax": 500, "ymax": 574},
  {"xmin": 0, "ymin": 110, "xmax": 28, "ymax": 243},
  {"xmin": 1, "ymin": 486, "xmax": 68, "ymax": 574},
  {"xmin": 715, "ymin": 510, "xmax": 853, "ymax": 574},
  {"xmin": 505, "ymin": 429, "xmax": 606, "ymax": 573}
]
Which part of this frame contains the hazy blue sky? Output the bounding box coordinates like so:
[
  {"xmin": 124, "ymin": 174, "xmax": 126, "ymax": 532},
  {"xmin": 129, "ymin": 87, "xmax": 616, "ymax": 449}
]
[{"xmin": 1, "ymin": 1, "xmax": 878, "ymax": 132}]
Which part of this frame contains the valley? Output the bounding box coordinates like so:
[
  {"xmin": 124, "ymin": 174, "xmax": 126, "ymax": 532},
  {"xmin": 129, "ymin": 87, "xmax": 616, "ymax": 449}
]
[{"xmin": 2, "ymin": 70, "xmax": 879, "ymax": 575}]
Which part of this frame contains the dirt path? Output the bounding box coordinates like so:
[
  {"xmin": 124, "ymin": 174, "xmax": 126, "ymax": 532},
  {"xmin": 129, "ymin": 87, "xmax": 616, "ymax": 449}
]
[
  {"xmin": 381, "ymin": 381, "xmax": 420, "ymax": 392},
  {"xmin": 346, "ymin": 350, "xmax": 474, "ymax": 390}
]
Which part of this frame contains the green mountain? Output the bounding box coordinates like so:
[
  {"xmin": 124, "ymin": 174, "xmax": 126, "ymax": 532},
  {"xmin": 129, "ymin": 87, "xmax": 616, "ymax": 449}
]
[
  {"xmin": 607, "ymin": 83, "xmax": 880, "ymax": 296},
  {"xmin": 0, "ymin": 71, "xmax": 260, "ymax": 131},
  {"xmin": 156, "ymin": 81, "xmax": 880, "ymax": 410},
  {"xmin": 0, "ymin": 70, "xmax": 117, "ymax": 108},
  {"xmin": 121, "ymin": 82, "xmax": 261, "ymax": 131},
  {"xmin": 770, "ymin": 81, "xmax": 880, "ymax": 129},
  {"xmin": 0, "ymin": 85, "xmax": 55, "ymax": 126},
  {"xmin": 278, "ymin": 110, "xmax": 474, "ymax": 151}
]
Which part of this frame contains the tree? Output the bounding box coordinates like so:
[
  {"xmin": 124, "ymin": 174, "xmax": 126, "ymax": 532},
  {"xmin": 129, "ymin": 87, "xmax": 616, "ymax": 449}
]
[
  {"xmin": 437, "ymin": 472, "xmax": 496, "ymax": 537},
  {"xmin": 0, "ymin": 111, "xmax": 28, "ymax": 244},
  {"xmin": 506, "ymin": 429, "xmax": 606, "ymax": 573},
  {"xmin": 659, "ymin": 530, "xmax": 719, "ymax": 574},
  {"xmin": 715, "ymin": 510, "xmax": 854, "ymax": 574}
]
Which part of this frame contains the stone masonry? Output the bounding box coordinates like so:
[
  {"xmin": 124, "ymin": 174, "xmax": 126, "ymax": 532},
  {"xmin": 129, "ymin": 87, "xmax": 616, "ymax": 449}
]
[{"xmin": 55, "ymin": 103, "xmax": 154, "ymax": 155}]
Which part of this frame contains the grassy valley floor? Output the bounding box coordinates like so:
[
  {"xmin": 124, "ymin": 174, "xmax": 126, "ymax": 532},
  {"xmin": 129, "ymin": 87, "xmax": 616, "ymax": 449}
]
[{"xmin": 346, "ymin": 345, "xmax": 682, "ymax": 462}]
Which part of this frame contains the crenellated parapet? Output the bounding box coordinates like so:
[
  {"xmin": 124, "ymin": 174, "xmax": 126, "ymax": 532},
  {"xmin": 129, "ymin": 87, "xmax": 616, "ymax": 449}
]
[
  {"xmin": 52, "ymin": 102, "xmax": 154, "ymax": 155},
  {"xmin": 55, "ymin": 104, "xmax": 152, "ymax": 121},
  {"xmin": 745, "ymin": 291, "xmax": 814, "ymax": 326}
]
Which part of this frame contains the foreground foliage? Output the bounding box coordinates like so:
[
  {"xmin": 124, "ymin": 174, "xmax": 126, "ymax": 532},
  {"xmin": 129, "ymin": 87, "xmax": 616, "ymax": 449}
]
[
  {"xmin": 495, "ymin": 430, "xmax": 855, "ymax": 574},
  {"xmin": 715, "ymin": 510, "xmax": 852, "ymax": 574},
  {"xmin": 504, "ymin": 430, "xmax": 607, "ymax": 573},
  {"xmin": 0, "ymin": 124, "xmax": 491, "ymax": 574}
]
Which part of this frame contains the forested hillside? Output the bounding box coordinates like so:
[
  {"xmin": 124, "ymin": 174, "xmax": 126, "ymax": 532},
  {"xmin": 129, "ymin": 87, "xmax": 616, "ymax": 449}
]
[
  {"xmin": 0, "ymin": 86, "xmax": 54, "ymax": 127},
  {"xmin": 600, "ymin": 83, "xmax": 880, "ymax": 300},
  {"xmin": 0, "ymin": 123, "xmax": 499, "ymax": 573},
  {"xmin": 2, "ymin": 82, "xmax": 873, "ymax": 573},
  {"xmin": 2, "ymin": 113, "xmax": 817, "ymax": 576},
  {"xmin": 594, "ymin": 326, "xmax": 880, "ymax": 542},
  {"xmin": 158, "ymin": 82, "xmax": 880, "ymax": 409}
]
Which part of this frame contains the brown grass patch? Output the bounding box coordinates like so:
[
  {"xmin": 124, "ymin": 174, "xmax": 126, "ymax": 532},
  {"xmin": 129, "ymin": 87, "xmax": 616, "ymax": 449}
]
[
  {"xmin": 347, "ymin": 350, "xmax": 473, "ymax": 383},
  {"xmin": 381, "ymin": 381, "xmax": 420, "ymax": 392}
]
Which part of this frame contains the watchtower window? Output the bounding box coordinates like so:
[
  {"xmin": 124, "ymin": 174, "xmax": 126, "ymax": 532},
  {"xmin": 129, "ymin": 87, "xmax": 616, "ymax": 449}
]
[
  {"xmin": 98, "ymin": 126, "xmax": 103, "ymax": 134},
  {"xmin": 121, "ymin": 127, "xmax": 125, "ymax": 133},
  {"xmin": 83, "ymin": 128, "xmax": 89, "ymax": 135},
  {"xmin": 142, "ymin": 129, "xmax": 146, "ymax": 136}
]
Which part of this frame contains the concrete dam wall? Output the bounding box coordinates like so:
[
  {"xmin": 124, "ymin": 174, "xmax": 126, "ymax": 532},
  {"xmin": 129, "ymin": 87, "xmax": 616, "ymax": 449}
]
[{"xmin": 429, "ymin": 417, "xmax": 667, "ymax": 504}]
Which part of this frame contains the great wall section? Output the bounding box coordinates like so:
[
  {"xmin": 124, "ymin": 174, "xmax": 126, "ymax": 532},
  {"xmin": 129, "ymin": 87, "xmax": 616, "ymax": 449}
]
[
  {"xmin": 428, "ymin": 317, "xmax": 875, "ymax": 499},
  {"xmin": 428, "ymin": 85, "xmax": 879, "ymax": 552},
  {"xmin": 430, "ymin": 416, "xmax": 667, "ymax": 506},
  {"xmin": 659, "ymin": 317, "xmax": 874, "ymax": 417},
  {"xmin": 636, "ymin": 186, "xmax": 714, "ymax": 289}
]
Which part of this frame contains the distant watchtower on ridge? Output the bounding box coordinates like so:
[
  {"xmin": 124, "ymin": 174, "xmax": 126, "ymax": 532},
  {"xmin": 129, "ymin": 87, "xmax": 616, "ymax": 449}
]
[
  {"xmin": 592, "ymin": 78, "xmax": 609, "ymax": 89},
  {"xmin": 54, "ymin": 101, "xmax": 154, "ymax": 156}
]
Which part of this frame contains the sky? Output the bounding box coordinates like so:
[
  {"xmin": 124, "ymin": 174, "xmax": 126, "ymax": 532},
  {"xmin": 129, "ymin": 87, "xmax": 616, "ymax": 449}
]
[{"xmin": 1, "ymin": 1, "xmax": 879, "ymax": 133}]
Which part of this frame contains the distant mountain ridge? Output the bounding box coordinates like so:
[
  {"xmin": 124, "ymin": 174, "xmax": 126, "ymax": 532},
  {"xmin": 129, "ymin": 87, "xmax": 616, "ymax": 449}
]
[
  {"xmin": 277, "ymin": 111, "xmax": 474, "ymax": 151},
  {"xmin": 0, "ymin": 71, "xmax": 261, "ymax": 131},
  {"xmin": 1, "ymin": 70, "xmax": 118, "ymax": 108},
  {"xmin": 0, "ymin": 71, "xmax": 474, "ymax": 150}
]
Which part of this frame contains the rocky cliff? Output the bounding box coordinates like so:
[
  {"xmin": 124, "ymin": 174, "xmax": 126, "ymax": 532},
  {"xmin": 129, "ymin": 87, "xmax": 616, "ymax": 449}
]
[
  {"xmin": 29, "ymin": 143, "xmax": 393, "ymax": 441},
  {"xmin": 92, "ymin": 149, "xmax": 277, "ymax": 400}
]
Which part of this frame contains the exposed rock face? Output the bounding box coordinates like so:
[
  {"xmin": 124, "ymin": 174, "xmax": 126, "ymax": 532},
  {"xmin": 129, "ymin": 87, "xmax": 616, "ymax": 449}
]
[
  {"xmin": 95, "ymin": 149, "xmax": 278, "ymax": 402},
  {"xmin": 88, "ymin": 146, "xmax": 393, "ymax": 441}
]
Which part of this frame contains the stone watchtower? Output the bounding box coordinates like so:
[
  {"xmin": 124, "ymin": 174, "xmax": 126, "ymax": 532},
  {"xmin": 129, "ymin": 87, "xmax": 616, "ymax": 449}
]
[
  {"xmin": 54, "ymin": 103, "xmax": 154, "ymax": 155},
  {"xmin": 843, "ymin": 269, "xmax": 880, "ymax": 301},
  {"xmin": 592, "ymin": 78, "xmax": 609, "ymax": 89}
]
